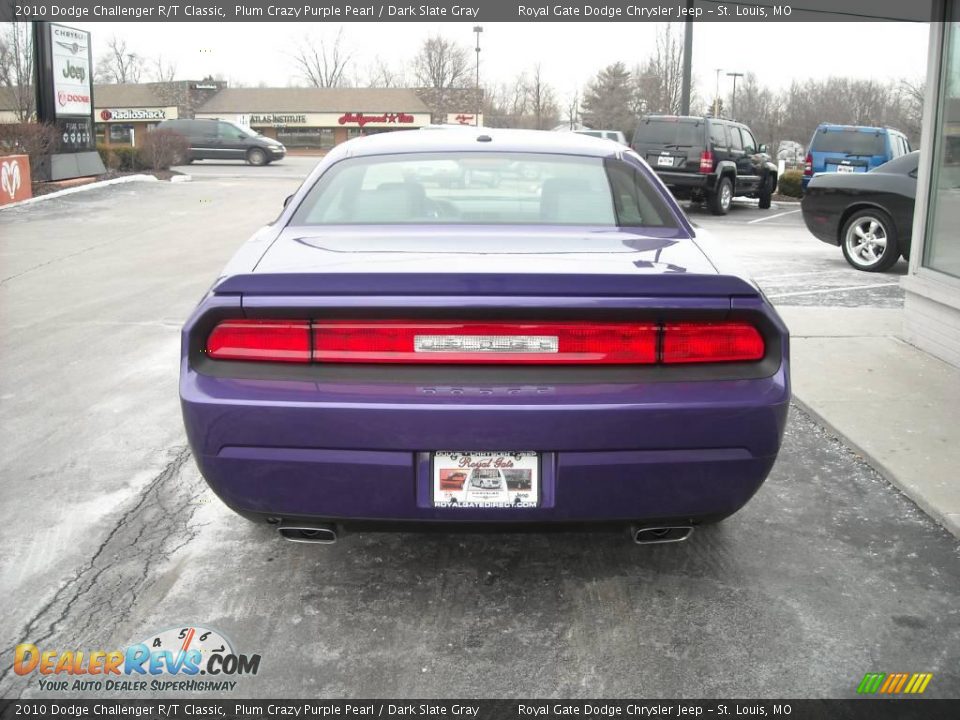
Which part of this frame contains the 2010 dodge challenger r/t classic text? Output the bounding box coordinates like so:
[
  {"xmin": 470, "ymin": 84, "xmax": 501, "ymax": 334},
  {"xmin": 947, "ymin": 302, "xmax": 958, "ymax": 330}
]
[{"xmin": 179, "ymin": 129, "xmax": 790, "ymax": 545}]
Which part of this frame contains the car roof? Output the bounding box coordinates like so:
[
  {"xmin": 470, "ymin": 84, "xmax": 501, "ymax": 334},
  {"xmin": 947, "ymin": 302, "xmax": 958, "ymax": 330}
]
[
  {"xmin": 815, "ymin": 123, "xmax": 899, "ymax": 134},
  {"xmin": 327, "ymin": 127, "xmax": 626, "ymax": 161}
]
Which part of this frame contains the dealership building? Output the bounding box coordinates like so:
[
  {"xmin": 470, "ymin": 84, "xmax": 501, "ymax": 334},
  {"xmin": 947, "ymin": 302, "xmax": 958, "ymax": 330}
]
[
  {"xmin": 903, "ymin": 10, "xmax": 960, "ymax": 366},
  {"xmin": 192, "ymin": 87, "xmax": 437, "ymax": 149},
  {"xmin": 0, "ymin": 82, "xmax": 481, "ymax": 151}
]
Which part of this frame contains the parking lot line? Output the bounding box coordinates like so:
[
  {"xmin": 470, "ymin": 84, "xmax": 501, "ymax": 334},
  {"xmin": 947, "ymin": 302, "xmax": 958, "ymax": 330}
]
[
  {"xmin": 766, "ymin": 282, "xmax": 900, "ymax": 299},
  {"xmin": 747, "ymin": 209, "xmax": 802, "ymax": 224}
]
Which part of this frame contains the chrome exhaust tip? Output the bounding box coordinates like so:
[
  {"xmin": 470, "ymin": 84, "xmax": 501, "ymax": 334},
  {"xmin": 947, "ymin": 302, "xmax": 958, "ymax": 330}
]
[
  {"xmin": 277, "ymin": 522, "xmax": 337, "ymax": 544},
  {"xmin": 632, "ymin": 525, "xmax": 694, "ymax": 545}
]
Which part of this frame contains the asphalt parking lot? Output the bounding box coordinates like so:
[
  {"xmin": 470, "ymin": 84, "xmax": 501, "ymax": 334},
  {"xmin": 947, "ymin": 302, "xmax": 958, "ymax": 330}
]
[{"xmin": 1, "ymin": 169, "xmax": 957, "ymax": 699}]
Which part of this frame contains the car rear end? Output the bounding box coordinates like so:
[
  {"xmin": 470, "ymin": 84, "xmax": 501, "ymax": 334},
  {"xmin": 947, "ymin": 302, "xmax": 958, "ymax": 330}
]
[
  {"xmin": 803, "ymin": 125, "xmax": 890, "ymax": 190},
  {"xmin": 179, "ymin": 135, "xmax": 790, "ymax": 540},
  {"xmin": 181, "ymin": 270, "xmax": 789, "ymax": 534},
  {"xmin": 631, "ymin": 117, "xmax": 712, "ymax": 200}
]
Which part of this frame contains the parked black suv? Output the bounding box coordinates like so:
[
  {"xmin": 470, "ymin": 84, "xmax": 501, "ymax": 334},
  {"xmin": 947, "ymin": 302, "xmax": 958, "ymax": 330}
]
[
  {"xmin": 156, "ymin": 118, "xmax": 286, "ymax": 165},
  {"xmin": 632, "ymin": 115, "xmax": 777, "ymax": 215}
]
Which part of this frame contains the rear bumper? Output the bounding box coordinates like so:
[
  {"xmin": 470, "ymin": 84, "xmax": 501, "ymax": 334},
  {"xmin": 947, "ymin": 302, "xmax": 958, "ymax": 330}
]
[
  {"xmin": 654, "ymin": 170, "xmax": 715, "ymax": 193},
  {"xmin": 800, "ymin": 200, "xmax": 841, "ymax": 246},
  {"xmin": 180, "ymin": 364, "xmax": 789, "ymax": 524}
]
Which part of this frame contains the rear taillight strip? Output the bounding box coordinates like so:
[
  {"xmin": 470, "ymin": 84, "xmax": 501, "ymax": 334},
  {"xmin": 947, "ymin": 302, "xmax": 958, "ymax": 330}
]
[{"xmin": 204, "ymin": 320, "xmax": 764, "ymax": 365}]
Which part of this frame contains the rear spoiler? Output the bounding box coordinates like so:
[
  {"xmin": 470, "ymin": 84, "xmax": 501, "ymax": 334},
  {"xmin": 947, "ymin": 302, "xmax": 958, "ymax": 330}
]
[{"xmin": 213, "ymin": 273, "xmax": 760, "ymax": 298}]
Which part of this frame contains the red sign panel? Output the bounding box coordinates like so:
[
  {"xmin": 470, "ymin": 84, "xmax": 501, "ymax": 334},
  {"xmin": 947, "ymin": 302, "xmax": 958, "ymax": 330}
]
[{"xmin": 0, "ymin": 155, "xmax": 32, "ymax": 206}]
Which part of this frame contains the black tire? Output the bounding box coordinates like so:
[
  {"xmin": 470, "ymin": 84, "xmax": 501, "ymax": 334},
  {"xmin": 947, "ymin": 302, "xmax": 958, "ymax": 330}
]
[
  {"xmin": 840, "ymin": 208, "xmax": 900, "ymax": 272},
  {"xmin": 246, "ymin": 148, "xmax": 268, "ymax": 166},
  {"xmin": 758, "ymin": 175, "xmax": 773, "ymax": 209},
  {"xmin": 708, "ymin": 177, "xmax": 733, "ymax": 215}
]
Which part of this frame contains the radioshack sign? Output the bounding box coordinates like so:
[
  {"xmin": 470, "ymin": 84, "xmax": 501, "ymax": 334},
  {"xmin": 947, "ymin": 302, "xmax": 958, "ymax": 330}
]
[{"xmin": 99, "ymin": 109, "xmax": 167, "ymax": 122}]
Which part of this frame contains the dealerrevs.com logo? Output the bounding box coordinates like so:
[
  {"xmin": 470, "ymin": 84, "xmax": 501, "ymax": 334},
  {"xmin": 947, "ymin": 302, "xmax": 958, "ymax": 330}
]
[{"xmin": 14, "ymin": 625, "xmax": 261, "ymax": 693}]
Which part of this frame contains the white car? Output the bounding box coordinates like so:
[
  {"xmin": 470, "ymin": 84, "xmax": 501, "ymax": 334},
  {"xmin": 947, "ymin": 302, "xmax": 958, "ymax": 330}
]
[
  {"xmin": 575, "ymin": 129, "xmax": 629, "ymax": 146},
  {"xmin": 465, "ymin": 469, "xmax": 510, "ymax": 504}
]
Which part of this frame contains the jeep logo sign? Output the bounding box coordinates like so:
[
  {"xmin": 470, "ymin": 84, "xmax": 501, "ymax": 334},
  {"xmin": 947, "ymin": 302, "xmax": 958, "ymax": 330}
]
[{"xmin": 62, "ymin": 60, "xmax": 86, "ymax": 83}]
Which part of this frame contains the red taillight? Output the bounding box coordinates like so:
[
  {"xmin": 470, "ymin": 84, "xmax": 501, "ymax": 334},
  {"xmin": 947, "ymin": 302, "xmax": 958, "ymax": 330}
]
[
  {"xmin": 206, "ymin": 320, "xmax": 311, "ymax": 363},
  {"xmin": 661, "ymin": 322, "xmax": 765, "ymax": 364},
  {"xmin": 804, "ymin": 153, "xmax": 813, "ymax": 176},
  {"xmin": 204, "ymin": 319, "xmax": 766, "ymax": 365},
  {"xmin": 699, "ymin": 150, "xmax": 714, "ymax": 173},
  {"xmin": 312, "ymin": 321, "xmax": 658, "ymax": 365}
]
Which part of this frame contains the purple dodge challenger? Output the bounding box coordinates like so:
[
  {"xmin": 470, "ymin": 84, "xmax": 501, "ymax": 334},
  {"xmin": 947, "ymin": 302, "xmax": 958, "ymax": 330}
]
[{"xmin": 180, "ymin": 129, "xmax": 790, "ymax": 544}]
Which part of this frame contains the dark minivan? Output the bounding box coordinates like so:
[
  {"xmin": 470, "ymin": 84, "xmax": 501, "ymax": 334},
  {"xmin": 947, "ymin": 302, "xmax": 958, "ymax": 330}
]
[
  {"xmin": 156, "ymin": 118, "xmax": 286, "ymax": 165},
  {"xmin": 631, "ymin": 115, "xmax": 778, "ymax": 215}
]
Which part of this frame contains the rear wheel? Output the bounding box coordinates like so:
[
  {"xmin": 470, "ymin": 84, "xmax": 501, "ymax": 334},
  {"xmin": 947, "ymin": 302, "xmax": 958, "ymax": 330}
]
[
  {"xmin": 841, "ymin": 209, "xmax": 900, "ymax": 272},
  {"xmin": 246, "ymin": 148, "xmax": 267, "ymax": 166},
  {"xmin": 708, "ymin": 177, "xmax": 733, "ymax": 215},
  {"xmin": 758, "ymin": 175, "xmax": 773, "ymax": 209}
]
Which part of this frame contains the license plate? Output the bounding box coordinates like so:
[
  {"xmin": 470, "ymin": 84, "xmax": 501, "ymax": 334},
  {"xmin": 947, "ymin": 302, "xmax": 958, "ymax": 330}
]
[
  {"xmin": 433, "ymin": 451, "xmax": 539, "ymax": 508},
  {"xmin": 657, "ymin": 156, "xmax": 674, "ymax": 167},
  {"xmin": 836, "ymin": 164, "xmax": 856, "ymax": 173}
]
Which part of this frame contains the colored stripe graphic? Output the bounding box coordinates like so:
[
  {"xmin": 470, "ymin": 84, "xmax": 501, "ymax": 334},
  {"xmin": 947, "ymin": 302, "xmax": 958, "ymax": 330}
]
[
  {"xmin": 857, "ymin": 672, "xmax": 932, "ymax": 694},
  {"xmin": 857, "ymin": 673, "xmax": 885, "ymax": 694}
]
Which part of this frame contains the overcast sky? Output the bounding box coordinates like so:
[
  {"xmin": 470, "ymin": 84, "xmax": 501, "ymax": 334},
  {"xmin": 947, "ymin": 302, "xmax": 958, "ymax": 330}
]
[{"xmin": 71, "ymin": 21, "xmax": 931, "ymax": 104}]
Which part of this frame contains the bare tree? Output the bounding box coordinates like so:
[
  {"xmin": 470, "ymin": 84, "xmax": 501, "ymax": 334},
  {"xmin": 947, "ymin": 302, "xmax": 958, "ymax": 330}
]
[
  {"xmin": 413, "ymin": 34, "xmax": 471, "ymax": 121},
  {"xmin": 94, "ymin": 36, "xmax": 145, "ymax": 84},
  {"xmin": 634, "ymin": 25, "xmax": 684, "ymax": 116},
  {"xmin": 366, "ymin": 55, "xmax": 407, "ymax": 88},
  {"xmin": 527, "ymin": 64, "xmax": 559, "ymax": 130},
  {"xmin": 152, "ymin": 54, "xmax": 177, "ymax": 83},
  {"xmin": 293, "ymin": 28, "xmax": 352, "ymax": 88},
  {"xmin": 565, "ymin": 89, "xmax": 580, "ymax": 130},
  {"xmin": 414, "ymin": 35, "xmax": 470, "ymax": 90},
  {"xmin": 0, "ymin": 22, "xmax": 34, "ymax": 121}
]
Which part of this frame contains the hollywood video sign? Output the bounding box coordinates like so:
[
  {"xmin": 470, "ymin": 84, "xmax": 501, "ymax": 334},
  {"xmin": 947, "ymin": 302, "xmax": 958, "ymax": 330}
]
[{"xmin": 338, "ymin": 112, "xmax": 415, "ymax": 128}]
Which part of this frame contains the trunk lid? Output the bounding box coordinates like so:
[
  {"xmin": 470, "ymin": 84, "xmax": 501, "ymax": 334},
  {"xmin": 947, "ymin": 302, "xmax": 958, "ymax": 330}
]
[{"xmin": 214, "ymin": 227, "xmax": 759, "ymax": 298}]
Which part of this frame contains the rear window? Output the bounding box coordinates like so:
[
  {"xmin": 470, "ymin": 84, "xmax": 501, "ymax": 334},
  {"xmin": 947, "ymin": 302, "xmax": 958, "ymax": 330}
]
[
  {"xmin": 290, "ymin": 152, "xmax": 677, "ymax": 228},
  {"xmin": 811, "ymin": 129, "xmax": 886, "ymax": 156},
  {"xmin": 633, "ymin": 119, "xmax": 703, "ymax": 147}
]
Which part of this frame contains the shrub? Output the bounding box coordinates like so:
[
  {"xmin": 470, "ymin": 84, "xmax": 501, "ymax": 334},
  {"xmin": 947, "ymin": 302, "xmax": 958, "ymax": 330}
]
[
  {"xmin": 0, "ymin": 122, "xmax": 58, "ymax": 176},
  {"xmin": 96, "ymin": 145, "xmax": 144, "ymax": 172},
  {"xmin": 97, "ymin": 144, "xmax": 119, "ymax": 170},
  {"xmin": 137, "ymin": 129, "xmax": 190, "ymax": 171},
  {"xmin": 777, "ymin": 170, "xmax": 803, "ymax": 198}
]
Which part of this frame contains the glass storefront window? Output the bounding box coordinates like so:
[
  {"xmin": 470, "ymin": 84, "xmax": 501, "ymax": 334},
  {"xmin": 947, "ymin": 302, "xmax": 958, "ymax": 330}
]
[
  {"xmin": 275, "ymin": 127, "xmax": 334, "ymax": 149},
  {"xmin": 109, "ymin": 124, "xmax": 134, "ymax": 145},
  {"xmin": 924, "ymin": 6, "xmax": 960, "ymax": 278}
]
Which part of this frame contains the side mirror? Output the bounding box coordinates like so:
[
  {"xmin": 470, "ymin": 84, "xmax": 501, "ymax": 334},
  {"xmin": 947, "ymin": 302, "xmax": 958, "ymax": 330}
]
[
  {"xmin": 283, "ymin": 194, "xmax": 293, "ymax": 208},
  {"xmin": 758, "ymin": 144, "xmax": 768, "ymax": 154}
]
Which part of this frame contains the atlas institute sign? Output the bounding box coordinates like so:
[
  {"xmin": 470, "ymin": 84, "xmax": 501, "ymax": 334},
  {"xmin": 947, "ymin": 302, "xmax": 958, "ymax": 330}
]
[{"xmin": 32, "ymin": 22, "xmax": 105, "ymax": 180}]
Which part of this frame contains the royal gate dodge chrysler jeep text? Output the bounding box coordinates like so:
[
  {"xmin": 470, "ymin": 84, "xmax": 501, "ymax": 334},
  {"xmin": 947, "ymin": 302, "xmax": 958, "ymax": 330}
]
[{"xmin": 179, "ymin": 129, "xmax": 790, "ymax": 544}]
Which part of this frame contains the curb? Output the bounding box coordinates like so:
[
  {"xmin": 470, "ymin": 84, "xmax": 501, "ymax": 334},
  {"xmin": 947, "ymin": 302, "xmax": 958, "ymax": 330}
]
[
  {"xmin": 791, "ymin": 395, "xmax": 960, "ymax": 539},
  {"xmin": 0, "ymin": 174, "xmax": 170, "ymax": 211}
]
